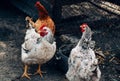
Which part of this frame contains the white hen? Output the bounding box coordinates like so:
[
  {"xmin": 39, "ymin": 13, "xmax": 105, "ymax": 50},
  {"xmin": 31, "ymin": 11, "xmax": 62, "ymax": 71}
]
[
  {"xmin": 21, "ymin": 18, "xmax": 56, "ymax": 79},
  {"xmin": 66, "ymin": 23, "xmax": 101, "ymax": 81}
]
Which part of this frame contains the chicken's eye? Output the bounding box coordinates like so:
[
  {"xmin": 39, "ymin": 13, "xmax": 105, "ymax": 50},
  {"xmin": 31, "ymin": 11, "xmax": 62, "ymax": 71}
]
[
  {"xmin": 43, "ymin": 29, "xmax": 47, "ymax": 31},
  {"xmin": 82, "ymin": 26, "xmax": 86, "ymax": 29}
]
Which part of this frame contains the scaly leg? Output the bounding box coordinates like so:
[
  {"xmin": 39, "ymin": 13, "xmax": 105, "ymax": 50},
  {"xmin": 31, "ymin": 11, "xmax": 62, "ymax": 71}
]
[
  {"xmin": 21, "ymin": 65, "xmax": 31, "ymax": 79},
  {"xmin": 34, "ymin": 64, "xmax": 46, "ymax": 77}
]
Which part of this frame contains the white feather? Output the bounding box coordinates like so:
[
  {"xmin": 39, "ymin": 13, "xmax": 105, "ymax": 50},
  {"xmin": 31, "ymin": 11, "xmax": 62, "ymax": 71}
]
[
  {"xmin": 21, "ymin": 23, "xmax": 56, "ymax": 65},
  {"xmin": 66, "ymin": 25, "xmax": 101, "ymax": 81}
]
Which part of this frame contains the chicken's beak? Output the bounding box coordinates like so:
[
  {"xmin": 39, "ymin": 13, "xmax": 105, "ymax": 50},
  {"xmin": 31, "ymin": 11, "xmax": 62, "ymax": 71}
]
[{"xmin": 80, "ymin": 26, "xmax": 85, "ymax": 32}]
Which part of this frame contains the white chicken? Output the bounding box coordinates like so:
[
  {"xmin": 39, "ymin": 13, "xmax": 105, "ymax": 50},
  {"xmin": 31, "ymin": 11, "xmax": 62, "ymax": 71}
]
[
  {"xmin": 21, "ymin": 17, "xmax": 56, "ymax": 79},
  {"xmin": 66, "ymin": 23, "xmax": 101, "ymax": 81}
]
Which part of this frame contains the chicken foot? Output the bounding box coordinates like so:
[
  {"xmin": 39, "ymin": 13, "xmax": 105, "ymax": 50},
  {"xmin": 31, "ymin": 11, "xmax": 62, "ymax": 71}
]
[
  {"xmin": 21, "ymin": 65, "xmax": 31, "ymax": 79},
  {"xmin": 34, "ymin": 64, "xmax": 46, "ymax": 77}
]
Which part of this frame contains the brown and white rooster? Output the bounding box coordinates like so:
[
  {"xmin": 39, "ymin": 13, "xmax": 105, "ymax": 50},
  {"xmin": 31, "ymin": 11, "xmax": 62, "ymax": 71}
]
[
  {"xmin": 21, "ymin": 17, "xmax": 56, "ymax": 79},
  {"xmin": 66, "ymin": 23, "xmax": 101, "ymax": 81},
  {"xmin": 26, "ymin": 1, "xmax": 55, "ymax": 35}
]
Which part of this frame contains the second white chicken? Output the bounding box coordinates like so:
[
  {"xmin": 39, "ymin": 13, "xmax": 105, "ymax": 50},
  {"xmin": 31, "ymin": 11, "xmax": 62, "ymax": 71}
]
[{"xmin": 66, "ymin": 23, "xmax": 101, "ymax": 81}]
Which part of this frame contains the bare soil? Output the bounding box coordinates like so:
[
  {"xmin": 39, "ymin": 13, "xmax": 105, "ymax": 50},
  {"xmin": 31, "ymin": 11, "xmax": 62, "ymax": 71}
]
[{"xmin": 0, "ymin": 1, "xmax": 120, "ymax": 81}]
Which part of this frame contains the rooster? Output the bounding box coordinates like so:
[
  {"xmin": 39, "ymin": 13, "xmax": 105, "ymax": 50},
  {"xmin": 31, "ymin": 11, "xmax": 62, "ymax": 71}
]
[
  {"xmin": 26, "ymin": 1, "xmax": 55, "ymax": 35},
  {"xmin": 21, "ymin": 17, "xmax": 56, "ymax": 79},
  {"xmin": 66, "ymin": 23, "xmax": 101, "ymax": 81}
]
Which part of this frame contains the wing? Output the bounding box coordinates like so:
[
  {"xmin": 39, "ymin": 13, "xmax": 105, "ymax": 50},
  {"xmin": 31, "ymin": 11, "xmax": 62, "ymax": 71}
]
[
  {"xmin": 68, "ymin": 47, "xmax": 81, "ymax": 67},
  {"xmin": 51, "ymin": 41, "xmax": 56, "ymax": 54},
  {"xmin": 23, "ymin": 28, "xmax": 42, "ymax": 50}
]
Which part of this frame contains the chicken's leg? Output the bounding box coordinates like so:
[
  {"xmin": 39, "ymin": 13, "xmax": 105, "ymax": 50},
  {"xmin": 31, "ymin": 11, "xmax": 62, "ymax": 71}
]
[
  {"xmin": 21, "ymin": 65, "xmax": 31, "ymax": 79},
  {"xmin": 34, "ymin": 64, "xmax": 46, "ymax": 77}
]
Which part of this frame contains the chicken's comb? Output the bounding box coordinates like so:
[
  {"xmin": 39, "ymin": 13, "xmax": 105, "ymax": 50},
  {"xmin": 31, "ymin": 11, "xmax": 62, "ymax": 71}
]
[
  {"xmin": 39, "ymin": 24, "xmax": 46, "ymax": 30},
  {"xmin": 80, "ymin": 23, "xmax": 88, "ymax": 27},
  {"xmin": 35, "ymin": 1, "xmax": 41, "ymax": 6}
]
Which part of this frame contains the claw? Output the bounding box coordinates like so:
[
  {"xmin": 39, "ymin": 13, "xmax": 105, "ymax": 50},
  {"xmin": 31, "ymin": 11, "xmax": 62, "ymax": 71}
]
[
  {"xmin": 22, "ymin": 72, "xmax": 31, "ymax": 79},
  {"xmin": 34, "ymin": 65, "xmax": 46, "ymax": 77},
  {"xmin": 21, "ymin": 65, "xmax": 31, "ymax": 79}
]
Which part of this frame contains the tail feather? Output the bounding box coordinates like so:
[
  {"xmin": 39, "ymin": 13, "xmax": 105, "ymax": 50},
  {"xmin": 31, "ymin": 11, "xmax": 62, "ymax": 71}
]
[{"xmin": 35, "ymin": 1, "xmax": 48, "ymax": 18}]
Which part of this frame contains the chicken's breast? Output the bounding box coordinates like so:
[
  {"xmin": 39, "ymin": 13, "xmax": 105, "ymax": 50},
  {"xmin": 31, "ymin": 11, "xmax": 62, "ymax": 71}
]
[
  {"xmin": 66, "ymin": 46, "xmax": 99, "ymax": 81},
  {"xmin": 21, "ymin": 39, "xmax": 56, "ymax": 65}
]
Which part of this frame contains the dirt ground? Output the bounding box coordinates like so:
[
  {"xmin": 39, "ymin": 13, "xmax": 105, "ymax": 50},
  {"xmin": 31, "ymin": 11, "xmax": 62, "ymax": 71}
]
[{"xmin": 0, "ymin": 1, "xmax": 120, "ymax": 81}]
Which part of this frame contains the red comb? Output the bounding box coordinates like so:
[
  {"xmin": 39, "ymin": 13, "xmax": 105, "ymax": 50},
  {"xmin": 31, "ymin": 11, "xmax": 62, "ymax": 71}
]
[
  {"xmin": 35, "ymin": 1, "xmax": 40, "ymax": 6},
  {"xmin": 80, "ymin": 23, "xmax": 88, "ymax": 32},
  {"xmin": 39, "ymin": 24, "xmax": 46, "ymax": 30},
  {"xmin": 81, "ymin": 23, "xmax": 88, "ymax": 27}
]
